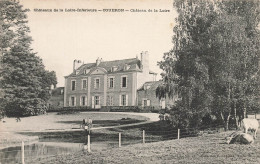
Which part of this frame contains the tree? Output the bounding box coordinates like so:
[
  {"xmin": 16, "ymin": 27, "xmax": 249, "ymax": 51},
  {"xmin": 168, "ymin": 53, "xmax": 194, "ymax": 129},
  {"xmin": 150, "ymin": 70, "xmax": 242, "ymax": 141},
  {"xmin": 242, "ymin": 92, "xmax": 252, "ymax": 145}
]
[
  {"xmin": 158, "ymin": 0, "xmax": 216, "ymax": 129},
  {"xmin": 0, "ymin": 0, "xmax": 57, "ymax": 117},
  {"xmin": 209, "ymin": 0, "xmax": 260, "ymax": 129},
  {"xmin": 158, "ymin": 0, "xmax": 260, "ymax": 130}
]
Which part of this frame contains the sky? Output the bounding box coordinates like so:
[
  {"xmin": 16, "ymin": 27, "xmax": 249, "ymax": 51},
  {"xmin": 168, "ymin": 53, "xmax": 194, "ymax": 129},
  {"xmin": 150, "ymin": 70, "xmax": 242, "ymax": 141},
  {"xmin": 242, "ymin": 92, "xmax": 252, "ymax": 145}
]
[{"xmin": 19, "ymin": 0, "xmax": 177, "ymax": 87}]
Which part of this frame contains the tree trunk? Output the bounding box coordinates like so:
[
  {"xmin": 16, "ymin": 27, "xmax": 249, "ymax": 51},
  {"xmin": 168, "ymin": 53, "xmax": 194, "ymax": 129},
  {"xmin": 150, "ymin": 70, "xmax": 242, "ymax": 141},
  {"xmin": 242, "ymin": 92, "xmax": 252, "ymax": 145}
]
[
  {"xmin": 225, "ymin": 112, "xmax": 231, "ymax": 131},
  {"xmin": 220, "ymin": 111, "xmax": 225, "ymax": 129},
  {"xmin": 234, "ymin": 101, "xmax": 239, "ymax": 129},
  {"xmin": 243, "ymin": 107, "xmax": 247, "ymax": 118}
]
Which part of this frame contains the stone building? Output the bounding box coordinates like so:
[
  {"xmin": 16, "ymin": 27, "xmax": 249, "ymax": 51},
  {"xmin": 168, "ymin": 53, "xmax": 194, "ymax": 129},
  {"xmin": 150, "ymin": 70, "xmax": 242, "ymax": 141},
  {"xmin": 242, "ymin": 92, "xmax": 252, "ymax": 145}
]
[
  {"xmin": 137, "ymin": 81, "xmax": 178, "ymax": 110},
  {"xmin": 64, "ymin": 51, "xmax": 157, "ymax": 109}
]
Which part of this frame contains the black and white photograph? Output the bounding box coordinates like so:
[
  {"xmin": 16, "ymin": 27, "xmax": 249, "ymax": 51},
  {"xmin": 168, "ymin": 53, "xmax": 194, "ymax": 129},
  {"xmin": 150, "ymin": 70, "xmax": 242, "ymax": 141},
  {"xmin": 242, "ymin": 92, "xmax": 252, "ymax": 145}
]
[{"xmin": 0, "ymin": 0, "xmax": 260, "ymax": 163}]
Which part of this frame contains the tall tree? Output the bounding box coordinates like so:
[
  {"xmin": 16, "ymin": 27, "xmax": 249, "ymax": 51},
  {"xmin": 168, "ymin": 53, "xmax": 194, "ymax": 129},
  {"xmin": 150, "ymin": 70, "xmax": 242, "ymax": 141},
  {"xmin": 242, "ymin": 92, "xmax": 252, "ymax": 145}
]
[
  {"xmin": 209, "ymin": 0, "xmax": 260, "ymax": 129},
  {"xmin": 0, "ymin": 0, "xmax": 57, "ymax": 117},
  {"xmin": 158, "ymin": 0, "xmax": 216, "ymax": 129},
  {"xmin": 158, "ymin": 0, "xmax": 260, "ymax": 130}
]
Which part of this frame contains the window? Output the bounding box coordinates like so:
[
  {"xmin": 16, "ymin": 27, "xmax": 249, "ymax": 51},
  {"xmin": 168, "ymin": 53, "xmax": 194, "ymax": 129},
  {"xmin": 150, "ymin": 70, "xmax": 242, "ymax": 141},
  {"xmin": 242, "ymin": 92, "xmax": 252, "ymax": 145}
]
[
  {"xmin": 144, "ymin": 100, "xmax": 147, "ymax": 106},
  {"xmin": 95, "ymin": 78, "xmax": 100, "ymax": 89},
  {"xmin": 82, "ymin": 79, "xmax": 87, "ymax": 89},
  {"xmin": 107, "ymin": 96, "xmax": 113, "ymax": 106},
  {"xmin": 109, "ymin": 77, "xmax": 114, "ymax": 88},
  {"xmin": 111, "ymin": 66, "xmax": 117, "ymax": 72},
  {"xmin": 124, "ymin": 64, "xmax": 130, "ymax": 70},
  {"xmin": 121, "ymin": 76, "xmax": 127, "ymax": 88},
  {"xmin": 121, "ymin": 95, "xmax": 128, "ymax": 106},
  {"xmin": 81, "ymin": 96, "xmax": 87, "ymax": 106},
  {"xmin": 71, "ymin": 80, "xmax": 76, "ymax": 91},
  {"xmin": 70, "ymin": 96, "xmax": 76, "ymax": 106},
  {"xmin": 143, "ymin": 99, "xmax": 150, "ymax": 107},
  {"xmin": 95, "ymin": 96, "xmax": 100, "ymax": 105},
  {"xmin": 144, "ymin": 85, "xmax": 151, "ymax": 90},
  {"xmin": 160, "ymin": 99, "xmax": 166, "ymax": 109}
]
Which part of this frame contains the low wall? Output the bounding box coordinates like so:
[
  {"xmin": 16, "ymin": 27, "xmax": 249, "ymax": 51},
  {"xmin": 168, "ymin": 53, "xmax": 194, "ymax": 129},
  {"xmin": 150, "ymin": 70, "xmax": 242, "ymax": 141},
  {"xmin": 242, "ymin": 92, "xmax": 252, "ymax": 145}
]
[
  {"xmin": 101, "ymin": 106, "xmax": 160, "ymax": 113},
  {"xmin": 101, "ymin": 106, "xmax": 140, "ymax": 112},
  {"xmin": 47, "ymin": 106, "xmax": 161, "ymax": 113},
  {"xmin": 48, "ymin": 106, "xmax": 99, "ymax": 112}
]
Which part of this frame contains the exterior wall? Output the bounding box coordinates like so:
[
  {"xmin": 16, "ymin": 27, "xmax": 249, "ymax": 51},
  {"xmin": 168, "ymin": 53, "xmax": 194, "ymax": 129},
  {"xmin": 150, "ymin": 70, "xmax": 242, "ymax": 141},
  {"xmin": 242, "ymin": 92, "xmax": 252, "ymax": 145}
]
[
  {"xmin": 136, "ymin": 72, "xmax": 154, "ymax": 90},
  {"xmin": 137, "ymin": 89, "xmax": 176, "ymax": 109},
  {"xmin": 106, "ymin": 72, "xmax": 134, "ymax": 106},
  {"xmin": 64, "ymin": 53, "xmax": 156, "ymax": 108},
  {"xmin": 64, "ymin": 71, "xmax": 136, "ymax": 107},
  {"xmin": 137, "ymin": 52, "xmax": 154, "ymax": 90},
  {"xmin": 64, "ymin": 76, "xmax": 89, "ymax": 107}
]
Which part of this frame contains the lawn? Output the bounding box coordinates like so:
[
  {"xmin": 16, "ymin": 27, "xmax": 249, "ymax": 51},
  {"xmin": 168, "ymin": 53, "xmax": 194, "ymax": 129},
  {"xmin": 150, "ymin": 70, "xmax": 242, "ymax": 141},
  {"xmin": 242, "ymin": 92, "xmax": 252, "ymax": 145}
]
[
  {"xmin": 0, "ymin": 112, "xmax": 154, "ymax": 149},
  {"xmin": 18, "ymin": 120, "xmax": 174, "ymax": 145},
  {"xmin": 1, "ymin": 112, "xmax": 149, "ymax": 132},
  {"xmin": 28, "ymin": 131, "xmax": 260, "ymax": 164}
]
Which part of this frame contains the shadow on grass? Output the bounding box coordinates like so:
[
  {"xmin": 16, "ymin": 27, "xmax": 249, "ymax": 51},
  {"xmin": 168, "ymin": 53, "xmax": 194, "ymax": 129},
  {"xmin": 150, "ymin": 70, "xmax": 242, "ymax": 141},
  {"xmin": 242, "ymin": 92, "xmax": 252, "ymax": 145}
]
[{"xmin": 18, "ymin": 121, "xmax": 197, "ymax": 145}]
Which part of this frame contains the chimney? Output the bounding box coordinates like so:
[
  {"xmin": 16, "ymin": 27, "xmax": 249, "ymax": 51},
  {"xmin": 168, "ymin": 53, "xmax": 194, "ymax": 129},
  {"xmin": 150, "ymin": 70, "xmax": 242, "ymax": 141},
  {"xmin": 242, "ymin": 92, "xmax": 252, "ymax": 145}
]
[
  {"xmin": 141, "ymin": 51, "xmax": 149, "ymax": 73},
  {"xmin": 73, "ymin": 60, "xmax": 82, "ymax": 72},
  {"xmin": 96, "ymin": 57, "xmax": 102, "ymax": 66}
]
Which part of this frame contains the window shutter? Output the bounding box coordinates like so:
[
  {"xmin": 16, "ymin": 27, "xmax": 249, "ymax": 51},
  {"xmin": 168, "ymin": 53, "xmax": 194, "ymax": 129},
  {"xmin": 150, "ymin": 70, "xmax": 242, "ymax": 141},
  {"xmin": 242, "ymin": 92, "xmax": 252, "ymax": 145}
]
[
  {"xmin": 120, "ymin": 77, "xmax": 122, "ymax": 88},
  {"xmin": 85, "ymin": 97, "xmax": 88, "ymax": 106},
  {"xmin": 80, "ymin": 96, "xmax": 82, "ymax": 106},
  {"xmin": 147, "ymin": 100, "xmax": 150, "ymax": 106},
  {"xmin": 107, "ymin": 77, "xmax": 109, "ymax": 88},
  {"xmin": 94, "ymin": 79, "xmax": 96, "ymax": 89},
  {"xmin": 126, "ymin": 95, "xmax": 128, "ymax": 106},
  {"xmin": 142, "ymin": 99, "xmax": 144, "ymax": 107},
  {"xmin": 107, "ymin": 96, "xmax": 109, "ymax": 106},
  {"xmin": 73, "ymin": 97, "xmax": 76, "ymax": 106},
  {"xmin": 119, "ymin": 95, "xmax": 121, "ymax": 106},
  {"xmin": 92, "ymin": 96, "xmax": 94, "ymax": 108}
]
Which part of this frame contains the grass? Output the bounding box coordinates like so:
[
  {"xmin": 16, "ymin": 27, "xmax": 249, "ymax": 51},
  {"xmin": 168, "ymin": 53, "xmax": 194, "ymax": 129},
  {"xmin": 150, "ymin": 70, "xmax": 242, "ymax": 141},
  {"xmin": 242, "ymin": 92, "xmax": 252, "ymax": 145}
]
[
  {"xmin": 4, "ymin": 113, "xmax": 259, "ymax": 163},
  {"xmin": 0, "ymin": 112, "xmax": 153, "ymax": 149},
  {"xmin": 18, "ymin": 121, "xmax": 173, "ymax": 144},
  {"xmin": 1, "ymin": 112, "xmax": 149, "ymax": 132},
  {"xmin": 27, "ymin": 131, "xmax": 260, "ymax": 164},
  {"xmin": 56, "ymin": 118, "xmax": 145, "ymax": 128}
]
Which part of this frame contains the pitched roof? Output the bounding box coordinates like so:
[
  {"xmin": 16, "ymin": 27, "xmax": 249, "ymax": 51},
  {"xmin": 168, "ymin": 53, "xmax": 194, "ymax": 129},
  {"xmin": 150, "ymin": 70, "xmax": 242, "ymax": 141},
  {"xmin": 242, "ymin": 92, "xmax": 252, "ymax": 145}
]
[
  {"xmin": 66, "ymin": 58, "xmax": 142, "ymax": 77},
  {"xmin": 137, "ymin": 81, "xmax": 164, "ymax": 91}
]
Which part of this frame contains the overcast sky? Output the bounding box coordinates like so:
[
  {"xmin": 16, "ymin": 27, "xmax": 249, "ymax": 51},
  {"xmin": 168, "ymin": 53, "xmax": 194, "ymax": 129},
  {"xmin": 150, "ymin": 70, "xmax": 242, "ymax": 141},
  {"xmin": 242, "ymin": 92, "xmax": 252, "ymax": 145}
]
[{"xmin": 19, "ymin": 0, "xmax": 177, "ymax": 87}]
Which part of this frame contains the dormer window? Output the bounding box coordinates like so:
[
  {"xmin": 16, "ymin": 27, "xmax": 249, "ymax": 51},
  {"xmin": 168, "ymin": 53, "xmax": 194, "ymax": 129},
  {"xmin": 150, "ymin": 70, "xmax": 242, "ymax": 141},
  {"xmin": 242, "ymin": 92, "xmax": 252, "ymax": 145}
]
[
  {"xmin": 123, "ymin": 64, "xmax": 130, "ymax": 71},
  {"xmin": 144, "ymin": 84, "xmax": 151, "ymax": 90},
  {"xmin": 111, "ymin": 66, "xmax": 117, "ymax": 72}
]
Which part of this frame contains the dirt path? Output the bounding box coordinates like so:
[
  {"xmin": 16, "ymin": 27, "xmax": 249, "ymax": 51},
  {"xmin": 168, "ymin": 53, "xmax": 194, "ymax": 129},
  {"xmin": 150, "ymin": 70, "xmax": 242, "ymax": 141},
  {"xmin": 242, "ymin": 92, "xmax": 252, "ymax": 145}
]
[{"xmin": 0, "ymin": 112, "xmax": 159, "ymax": 133}]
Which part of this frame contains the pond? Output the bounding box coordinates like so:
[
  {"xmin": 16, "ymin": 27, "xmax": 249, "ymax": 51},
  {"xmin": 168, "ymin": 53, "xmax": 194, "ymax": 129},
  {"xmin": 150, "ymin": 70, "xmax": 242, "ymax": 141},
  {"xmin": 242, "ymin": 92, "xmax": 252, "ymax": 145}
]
[
  {"xmin": 0, "ymin": 142, "xmax": 84, "ymax": 164},
  {"xmin": 0, "ymin": 138, "xmax": 143, "ymax": 164},
  {"xmin": 0, "ymin": 141, "xmax": 122, "ymax": 164}
]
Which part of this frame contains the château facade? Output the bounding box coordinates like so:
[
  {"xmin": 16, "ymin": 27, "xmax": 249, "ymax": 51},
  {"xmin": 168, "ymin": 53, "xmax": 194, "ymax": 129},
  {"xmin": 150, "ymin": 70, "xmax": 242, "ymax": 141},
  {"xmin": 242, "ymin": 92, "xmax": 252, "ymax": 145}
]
[{"xmin": 64, "ymin": 51, "xmax": 157, "ymax": 109}]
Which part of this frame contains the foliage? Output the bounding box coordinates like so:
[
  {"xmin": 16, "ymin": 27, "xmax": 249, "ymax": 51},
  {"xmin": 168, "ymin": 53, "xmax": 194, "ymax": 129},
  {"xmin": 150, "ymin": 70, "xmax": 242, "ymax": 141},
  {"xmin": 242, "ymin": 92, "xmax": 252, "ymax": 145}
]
[
  {"xmin": 0, "ymin": 1, "xmax": 57, "ymax": 117},
  {"xmin": 158, "ymin": 0, "xmax": 260, "ymax": 130}
]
